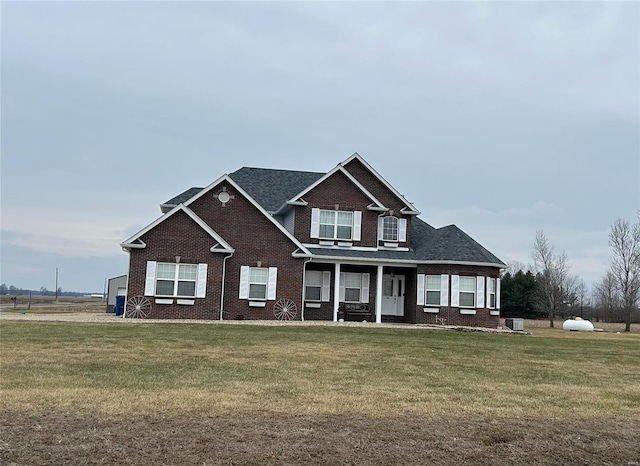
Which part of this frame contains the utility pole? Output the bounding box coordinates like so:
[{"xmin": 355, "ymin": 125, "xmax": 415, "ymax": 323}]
[{"xmin": 55, "ymin": 268, "xmax": 59, "ymax": 302}]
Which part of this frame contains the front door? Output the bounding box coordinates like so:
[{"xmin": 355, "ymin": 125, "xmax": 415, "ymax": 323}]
[{"xmin": 381, "ymin": 275, "xmax": 405, "ymax": 316}]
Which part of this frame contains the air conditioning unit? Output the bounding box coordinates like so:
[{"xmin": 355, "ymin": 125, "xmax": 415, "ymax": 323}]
[{"xmin": 505, "ymin": 318, "xmax": 524, "ymax": 331}]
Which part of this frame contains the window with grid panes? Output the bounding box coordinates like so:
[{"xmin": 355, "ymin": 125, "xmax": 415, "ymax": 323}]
[
  {"xmin": 155, "ymin": 263, "xmax": 198, "ymax": 297},
  {"xmin": 249, "ymin": 268, "xmax": 268, "ymax": 299},
  {"xmin": 459, "ymin": 276, "xmax": 476, "ymax": 307},
  {"xmin": 425, "ymin": 275, "xmax": 441, "ymax": 305}
]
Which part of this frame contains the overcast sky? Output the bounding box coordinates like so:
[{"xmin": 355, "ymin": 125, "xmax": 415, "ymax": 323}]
[{"xmin": 2, "ymin": 1, "xmax": 638, "ymax": 293}]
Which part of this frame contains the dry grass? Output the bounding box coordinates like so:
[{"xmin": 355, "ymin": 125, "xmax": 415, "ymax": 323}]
[
  {"xmin": 523, "ymin": 318, "xmax": 638, "ymax": 333},
  {"xmin": 2, "ymin": 321, "xmax": 639, "ymax": 420}
]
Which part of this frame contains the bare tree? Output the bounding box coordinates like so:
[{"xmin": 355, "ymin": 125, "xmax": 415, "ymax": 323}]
[
  {"xmin": 593, "ymin": 271, "xmax": 621, "ymax": 322},
  {"xmin": 608, "ymin": 216, "xmax": 640, "ymax": 332},
  {"xmin": 532, "ymin": 230, "xmax": 573, "ymax": 328}
]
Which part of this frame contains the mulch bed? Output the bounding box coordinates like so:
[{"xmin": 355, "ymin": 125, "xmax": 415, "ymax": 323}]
[{"xmin": 2, "ymin": 411, "xmax": 638, "ymax": 465}]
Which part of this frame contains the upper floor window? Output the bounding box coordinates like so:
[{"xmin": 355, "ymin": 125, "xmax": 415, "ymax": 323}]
[
  {"xmin": 311, "ymin": 208, "xmax": 362, "ymax": 241},
  {"xmin": 156, "ymin": 263, "xmax": 198, "ymax": 297},
  {"xmin": 320, "ymin": 210, "xmax": 353, "ymax": 240},
  {"xmin": 377, "ymin": 216, "xmax": 407, "ymax": 243}
]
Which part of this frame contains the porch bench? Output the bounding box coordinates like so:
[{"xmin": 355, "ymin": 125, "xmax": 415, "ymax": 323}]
[{"xmin": 342, "ymin": 303, "xmax": 373, "ymax": 322}]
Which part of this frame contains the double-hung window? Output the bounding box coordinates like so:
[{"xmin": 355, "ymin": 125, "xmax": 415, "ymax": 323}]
[
  {"xmin": 487, "ymin": 278, "xmax": 496, "ymax": 308},
  {"xmin": 305, "ymin": 271, "xmax": 323, "ymax": 301},
  {"xmin": 425, "ymin": 275, "xmax": 441, "ymax": 305},
  {"xmin": 344, "ymin": 273, "xmax": 362, "ymax": 303},
  {"xmin": 155, "ymin": 263, "xmax": 198, "ymax": 297},
  {"xmin": 319, "ymin": 210, "xmax": 353, "ymax": 240},
  {"xmin": 377, "ymin": 216, "xmax": 407, "ymax": 243},
  {"xmin": 459, "ymin": 276, "xmax": 476, "ymax": 307},
  {"xmin": 382, "ymin": 217, "xmax": 398, "ymax": 241},
  {"xmin": 249, "ymin": 267, "xmax": 268, "ymax": 300}
]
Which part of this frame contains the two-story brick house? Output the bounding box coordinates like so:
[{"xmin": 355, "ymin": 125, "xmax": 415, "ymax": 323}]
[{"xmin": 121, "ymin": 153, "xmax": 505, "ymax": 327}]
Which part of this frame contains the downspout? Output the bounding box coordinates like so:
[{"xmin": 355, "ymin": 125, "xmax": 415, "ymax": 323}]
[
  {"xmin": 122, "ymin": 247, "xmax": 131, "ymax": 319},
  {"xmin": 301, "ymin": 258, "xmax": 312, "ymax": 321},
  {"xmin": 220, "ymin": 252, "xmax": 234, "ymax": 320}
]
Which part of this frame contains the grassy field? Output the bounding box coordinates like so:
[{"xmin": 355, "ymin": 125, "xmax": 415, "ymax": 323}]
[
  {"xmin": 2, "ymin": 321, "xmax": 639, "ymax": 418},
  {"xmin": 1, "ymin": 321, "xmax": 639, "ymax": 464}
]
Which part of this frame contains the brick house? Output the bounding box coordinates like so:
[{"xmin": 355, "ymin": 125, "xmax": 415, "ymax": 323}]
[{"xmin": 121, "ymin": 153, "xmax": 505, "ymax": 327}]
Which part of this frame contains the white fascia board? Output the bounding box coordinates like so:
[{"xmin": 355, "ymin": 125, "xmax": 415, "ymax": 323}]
[
  {"xmin": 415, "ymin": 260, "xmax": 506, "ymax": 269},
  {"xmin": 367, "ymin": 203, "xmax": 388, "ymax": 212},
  {"xmin": 285, "ymin": 165, "xmax": 386, "ymax": 209},
  {"xmin": 185, "ymin": 175, "xmax": 311, "ymax": 255},
  {"xmin": 400, "ymin": 206, "xmax": 421, "ymax": 215},
  {"xmin": 291, "ymin": 251, "xmax": 418, "ymax": 268},
  {"xmin": 119, "ymin": 204, "xmax": 234, "ymax": 252},
  {"xmin": 160, "ymin": 203, "xmax": 176, "ymax": 213},
  {"xmin": 273, "ymin": 199, "xmax": 307, "ymax": 216},
  {"xmin": 341, "ymin": 152, "xmax": 420, "ymax": 214},
  {"xmin": 292, "ymin": 250, "xmax": 504, "ymax": 270}
]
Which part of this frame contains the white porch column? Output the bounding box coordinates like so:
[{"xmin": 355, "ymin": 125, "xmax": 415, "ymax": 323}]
[
  {"xmin": 333, "ymin": 263, "xmax": 341, "ymax": 322},
  {"xmin": 375, "ymin": 265, "xmax": 383, "ymax": 323}
]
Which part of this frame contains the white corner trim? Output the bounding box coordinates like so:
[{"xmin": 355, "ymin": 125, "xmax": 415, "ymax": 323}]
[
  {"xmin": 249, "ymin": 301, "xmax": 267, "ymax": 307},
  {"xmin": 155, "ymin": 298, "xmax": 174, "ymax": 305},
  {"xmin": 177, "ymin": 299, "xmax": 195, "ymax": 305},
  {"xmin": 305, "ymin": 302, "xmax": 321, "ymax": 308},
  {"xmin": 423, "ymin": 308, "xmax": 440, "ymax": 313}
]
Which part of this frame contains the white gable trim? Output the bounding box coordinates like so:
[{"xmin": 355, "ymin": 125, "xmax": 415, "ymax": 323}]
[
  {"xmin": 120, "ymin": 204, "xmax": 235, "ymax": 253},
  {"xmin": 183, "ymin": 175, "xmax": 312, "ymax": 255},
  {"xmin": 341, "ymin": 152, "xmax": 420, "ymax": 215},
  {"xmin": 285, "ymin": 165, "xmax": 386, "ymax": 210}
]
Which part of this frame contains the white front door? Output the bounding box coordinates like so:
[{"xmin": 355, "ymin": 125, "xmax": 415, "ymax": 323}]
[{"xmin": 381, "ymin": 275, "xmax": 405, "ymax": 316}]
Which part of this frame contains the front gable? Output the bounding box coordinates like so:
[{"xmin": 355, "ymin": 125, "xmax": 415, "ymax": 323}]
[
  {"xmin": 185, "ymin": 177, "xmax": 309, "ymax": 256},
  {"xmin": 341, "ymin": 153, "xmax": 420, "ymax": 215},
  {"xmin": 293, "ymin": 170, "xmax": 389, "ymax": 248}
]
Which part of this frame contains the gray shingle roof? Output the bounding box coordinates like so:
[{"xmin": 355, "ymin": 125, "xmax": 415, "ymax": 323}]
[
  {"xmin": 305, "ymin": 218, "xmax": 504, "ymax": 266},
  {"xmin": 163, "ymin": 187, "xmax": 204, "ymax": 207},
  {"xmin": 229, "ymin": 167, "xmax": 325, "ymax": 212},
  {"xmin": 159, "ymin": 166, "xmax": 503, "ymax": 266},
  {"xmin": 413, "ymin": 224, "xmax": 505, "ymax": 264}
]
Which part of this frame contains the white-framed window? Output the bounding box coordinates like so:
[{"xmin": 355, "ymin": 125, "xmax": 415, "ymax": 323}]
[
  {"xmin": 382, "ymin": 216, "xmax": 398, "ymax": 241},
  {"xmin": 488, "ymin": 278, "xmax": 496, "ymax": 309},
  {"xmin": 459, "ymin": 276, "xmax": 476, "ymax": 307},
  {"xmin": 239, "ymin": 266, "xmax": 277, "ymax": 301},
  {"xmin": 319, "ymin": 210, "xmax": 353, "ymax": 240},
  {"xmin": 377, "ymin": 216, "xmax": 407, "ymax": 243},
  {"xmin": 344, "ymin": 273, "xmax": 361, "ymax": 302},
  {"xmin": 249, "ymin": 267, "xmax": 268, "ymax": 300},
  {"xmin": 155, "ymin": 263, "xmax": 198, "ymax": 297},
  {"xmin": 425, "ymin": 275, "xmax": 441, "ymax": 305},
  {"xmin": 305, "ymin": 270, "xmax": 331, "ymax": 302},
  {"xmin": 339, "ymin": 272, "xmax": 369, "ymax": 303}
]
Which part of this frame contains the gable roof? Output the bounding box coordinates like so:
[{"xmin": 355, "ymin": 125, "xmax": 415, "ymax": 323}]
[
  {"xmin": 282, "ymin": 164, "xmax": 387, "ymax": 213},
  {"xmin": 228, "ymin": 167, "xmax": 324, "ymax": 213},
  {"xmin": 181, "ymin": 174, "xmax": 312, "ymax": 255},
  {"xmin": 121, "ymin": 204, "xmax": 234, "ymax": 253},
  {"xmin": 341, "ymin": 152, "xmax": 421, "ymax": 215}
]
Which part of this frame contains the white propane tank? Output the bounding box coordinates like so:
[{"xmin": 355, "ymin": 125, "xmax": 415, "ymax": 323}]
[{"xmin": 562, "ymin": 318, "xmax": 594, "ymax": 332}]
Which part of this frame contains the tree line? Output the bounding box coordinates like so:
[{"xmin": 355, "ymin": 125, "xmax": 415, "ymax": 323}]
[
  {"xmin": 501, "ymin": 213, "xmax": 640, "ymax": 331},
  {"xmin": 0, "ymin": 284, "xmax": 86, "ymax": 297}
]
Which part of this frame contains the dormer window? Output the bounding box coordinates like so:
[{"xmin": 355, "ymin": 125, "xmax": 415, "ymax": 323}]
[{"xmin": 378, "ymin": 216, "xmax": 407, "ymax": 243}]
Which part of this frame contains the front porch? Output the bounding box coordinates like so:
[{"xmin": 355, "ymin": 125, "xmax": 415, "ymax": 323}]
[{"xmin": 302, "ymin": 262, "xmax": 416, "ymax": 323}]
